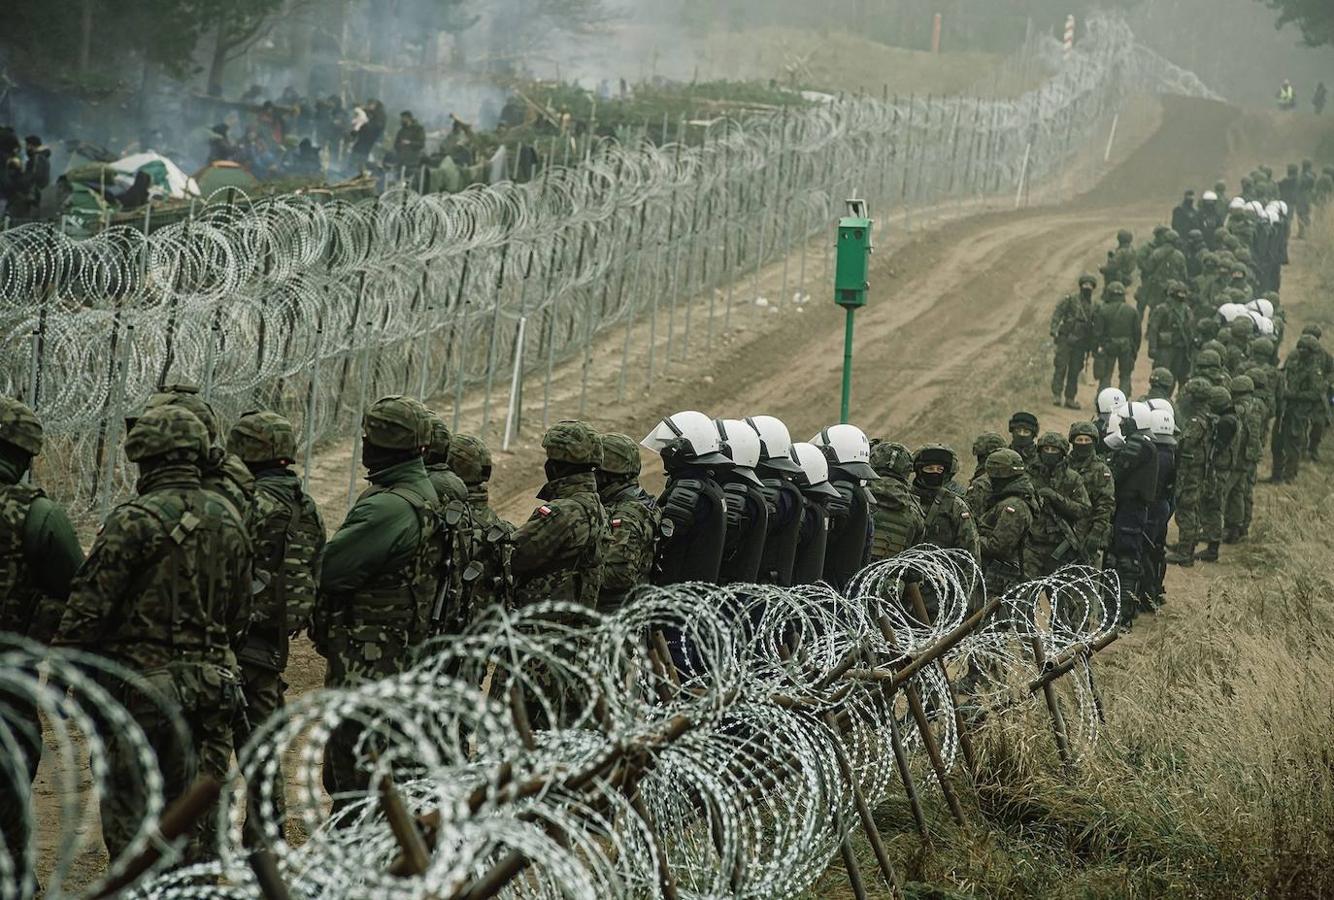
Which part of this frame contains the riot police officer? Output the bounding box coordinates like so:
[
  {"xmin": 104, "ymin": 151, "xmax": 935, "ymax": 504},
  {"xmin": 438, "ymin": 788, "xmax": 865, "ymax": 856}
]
[
  {"xmin": 746, "ymin": 415, "xmax": 807, "ymax": 587},
  {"xmin": 641, "ymin": 410, "xmax": 730, "ymax": 584},
  {"xmin": 811, "ymin": 423, "xmax": 876, "ymax": 591},
  {"xmin": 714, "ymin": 418, "xmax": 769, "ymax": 584}
]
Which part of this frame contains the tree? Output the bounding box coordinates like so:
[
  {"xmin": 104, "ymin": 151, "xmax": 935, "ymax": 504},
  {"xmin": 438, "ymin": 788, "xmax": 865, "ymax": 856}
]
[
  {"xmin": 1264, "ymin": 0, "xmax": 1334, "ymax": 47},
  {"xmin": 199, "ymin": 0, "xmax": 288, "ymax": 96}
]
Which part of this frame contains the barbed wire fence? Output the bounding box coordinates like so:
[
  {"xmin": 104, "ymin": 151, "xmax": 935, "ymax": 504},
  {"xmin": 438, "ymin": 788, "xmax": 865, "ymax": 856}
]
[
  {"xmin": 0, "ymin": 15, "xmax": 1220, "ymax": 526},
  {"xmin": 2, "ymin": 550, "xmax": 1128, "ymax": 900}
]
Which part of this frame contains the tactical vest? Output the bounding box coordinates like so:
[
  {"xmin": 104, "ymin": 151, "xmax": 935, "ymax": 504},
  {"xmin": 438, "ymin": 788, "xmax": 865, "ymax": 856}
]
[
  {"xmin": 337, "ymin": 483, "xmax": 446, "ymax": 644},
  {"xmin": 822, "ymin": 480, "xmax": 871, "ymax": 591},
  {"xmin": 237, "ymin": 481, "xmax": 324, "ymax": 673},
  {"xmin": 792, "ymin": 501, "xmax": 830, "ymax": 585},
  {"xmin": 463, "ymin": 495, "xmax": 515, "ymax": 622},
  {"xmin": 0, "ymin": 482, "xmax": 43, "ymax": 635},
  {"xmin": 718, "ymin": 481, "xmax": 768, "ymax": 585},
  {"xmin": 654, "ymin": 476, "xmax": 727, "ymax": 585},
  {"xmin": 868, "ymin": 476, "xmax": 923, "ymax": 561},
  {"xmin": 600, "ymin": 490, "xmax": 661, "ymax": 596},
  {"xmin": 757, "ymin": 478, "xmax": 804, "ymax": 587}
]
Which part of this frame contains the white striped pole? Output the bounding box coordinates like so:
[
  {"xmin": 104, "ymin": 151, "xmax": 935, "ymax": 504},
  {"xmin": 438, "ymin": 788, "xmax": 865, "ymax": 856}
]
[{"xmin": 1063, "ymin": 15, "xmax": 1075, "ymax": 61}]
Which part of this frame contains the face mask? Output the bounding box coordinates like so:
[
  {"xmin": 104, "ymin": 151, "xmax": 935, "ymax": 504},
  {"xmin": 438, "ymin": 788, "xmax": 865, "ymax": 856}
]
[
  {"xmin": 916, "ymin": 469, "xmax": 946, "ymax": 489},
  {"xmin": 1080, "ymin": 287, "xmax": 1093, "ymax": 300},
  {"xmin": 1011, "ymin": 431, "xmax": 1035, "ymax": 448},
  {"xmin": 1039, "ymin": 450, "xmax": 1063, "ymax": 469},
  {"xmin": 1069, "ymin": 443, "xmax": 1094, "ymax": 462}
]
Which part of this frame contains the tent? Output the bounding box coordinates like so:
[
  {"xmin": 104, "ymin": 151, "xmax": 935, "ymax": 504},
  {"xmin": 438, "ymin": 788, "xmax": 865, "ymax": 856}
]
[
  {"xmin": 194, "ymin": 160, "xmax": 260, "ymax": 197},
  {"xmin": 107, "ymin": 152, "xmax": 200, "ymax": 199}
]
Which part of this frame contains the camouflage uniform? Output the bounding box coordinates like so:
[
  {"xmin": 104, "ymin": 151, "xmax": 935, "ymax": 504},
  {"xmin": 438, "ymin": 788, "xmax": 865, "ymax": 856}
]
[
  {"xmin": 0, "ymin": 399, "xmax": 84, "ymax": 871},
  {"xmin": 448, "ymin": 434, "xmax": 515, "ymax": 623},
  {"xmin": 1271, "ymin": 335, "xmax": 1328, "ymax": 482},
  {"xmin": 977, "ymin": 450, "xmax": 1035, "ymax": 599},
  {"xmin": 146, "ymin": 384, "xmax": 255, "ymax": 526},
  {"xmin": 1067, "ymin": 421, "xmax": 1115, "ymax": 563},
  {"xmin": 1221, "ymin": 317, "xmax": 1256, "ymax": 376},
  {"xmin": 1146, "ymin": 281, "xmax": 1194, "ymax": 385},
  {"xmin": 1191, "ymin": 348, "xmax": 1228, "ymax": 387},
  {"xmin": 1142, "ymin": 230, "xmax": 1187, "ymax": 313},
  {"xmin": 315, "ymin": 396, "xmax": 445, "ymax": 811},
  {"xmin": 866, "ymin": 442, "xmax": 925, "ymax": 561},
  {"xmin": 423, "ymin": 411, "xmax": 468, "ymax": 503},
  {"xmin": 1167, "ymin": 379, "xmax": 1217, "ymax": 566},
  {"xmin": 511, "ymin": 421, "xmax": 607, "ymax": 608},
  {"xmin": 965, "ymin": 432, "xmax": 1007, "ymax": 520},
  {"xmin": 1049, "ymin": 275, "xmax": 1098, "ymax": 407},
  {"xmin": 55, "ymin": 406, "xmax": 251, "ymax": 862},
  {"xmin": 421, "ymin": 408, "xmax": 481, "ymax": 635},
  {"xmin": 1301, "ymin": 325, "xmax": 1334, "ymax": 460},
  {"xmin": 225, "ymin": 411, "xmax": 326, "ymax": 838},
  {"xmin": 1093, "ymin": 282, "xmax": 1141, "ymax": 396},
  {"xmin": 1225, "ymin": 378, "xmax": 1265, "ymax": 542},
  {"xmin": 595, "ymin": 433, "xmax": 660, "ymax": 612},
  {"xmin": 1140, "ymin": 367, "xmax": 1176, "ymax": 403},
  {"xmin": 1103, "ymin": 230, "xmax": 1136, "ymax": 291},
  {"xmin": 1197, "ymin": 386, "xmax": 1237, "ymax": 561},
  {"xmin": 1025, "ymin": 433, "xmax": 1092, "ymax": 575},
  {"xmin": 911, "ymin": 444, "xmax": 980, "ymax": 565}
]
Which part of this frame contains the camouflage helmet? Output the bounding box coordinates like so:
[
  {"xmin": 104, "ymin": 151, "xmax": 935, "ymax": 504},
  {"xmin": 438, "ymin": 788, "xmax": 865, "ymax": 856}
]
[
  {"xmin": 1149, "ymin": 367, "xmax": 1176, "ymax": 390},
  {"xmin": 971, "ymin": 431, "xmax": 1007, "ymax": 460},
  {"xmin": 1153, "ymin": 225, "xmax": 1168, "ymax": 238},
  {"xmin": 1068, "ymin": 420, "xmax": 1099, "ymax": 442},
  {"xmin": 1194, "ymin": 317, "xmax": 1220, "ymax": 339},
  {"xmin": 1244, "ymin": 366, "xmax": 1270, "ymax": 389},
  {"xmin": 125, "ymin": 405, "xmax": 209, "ymax": 463},
  {"xmin": 1297, "ymin": 334, "xmax": 1322, "ymax": 354},
  {"xmin": 0, "ymin": 397, "xmax": 43, "ymax": 456},
  {"xmin": 1035, "ymin": 431, "xmax": 1069, "ymax": 456},
  {"xmin": 1207, "ymin": 385, "xmax": 1232, "ymax": 412},
  {"xmin": 447, "ymin": 433, "xmax": 492, "ymax": 485},
  {"xmin": 984, "ymin": 448, "xmax": 1027, "ymax": 479},
  {"xmin": 543, "ymin": 419, "xmax": 601, "ymax": 466},
  {"xmin": 226, "ymin": 409, "xmax": 297, "ymax": 463},
  {"xmin": 1106, "ymin": 281, "xmax": 1126, "ymax": 297},
  {"xmin": 1163, "ymin": 229, "xmax": 1180, "ymax": 244},
  {"xmin": 1202, "ymin": 339, "xmax": 1227, "ymax": 356},
  {"xmin": 1165, "ymin": 279, "xmax": 1188, "ymax": 297},
  {"xmin": 1196, "ymin": 348, "xmax": 1222, "ymax": 369},
  {"xmin": 1077, "ymin": 272, "xmax": 1097, "ymax": 288},
  {"xmin": 362, "ymin": 395, "xmax": 429, "ymax": 451},
  {"xmin": 869, "ymin": 441, "xmax": 914, "ymax": 478},
  {"xmin": 1302, "ymin": 323, "xmax": 1324, "ymax": 338},
  {"xmin": 1229, "ymin": 316, "xmax": 1255, "ymax": 339},
  {"xmin": 1229, "ymin": 375, "xmax": 1254, "ymax": 395},
  {"xmin": 1249, "ymin": 336, "xmax": 1275, "ymax": 360},
  {"xmin": 1183, "ymin": 377, "xmax": 1213, "ymax": 404},
  {"xmin": 146, "ymin": 383, "xmax": 220, "ymax": 443},
  {"xmin": 1116, "ymin": 229, "xmax": 1132, "ymax": 244},
  {"xmin": 425, "ymin": 411, "xmax": 452, "ymax": 458},
  {"xmin": 912, "ymin": 442, "xmax": 957, "ymax": 477},
  {"xmin": 598, "ymin": 432, "xmax": 642, "ymax": 476}
]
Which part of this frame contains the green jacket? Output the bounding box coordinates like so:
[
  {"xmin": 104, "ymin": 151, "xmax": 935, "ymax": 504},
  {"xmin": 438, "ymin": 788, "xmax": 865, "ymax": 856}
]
[
  {"xmin": 1147, "ymin": 300, "xmax": 1192, "ymax": 357},
  {"xmin": 57, "ymin": 462, "xmax": 252, "ymax": 670},
  {"xmin": 0, "ymin": 456, "xmax": 84, "ymax": 641},
  {"xmin": 1068, "ymin": 452, "xmax": 1115, "ymax": 551},
  {"xmin": 512, "ymin": 471, "xmax": 606, "ymax": 608},
  {"xmin": 427, "ymin": 463, "xmax": 468, "ymax": 504},
  {"xmin": 597, "ymin": 481, "xmax": 660, "ymax": 605},
  {"xmin": 867, "ymin": 474, "xmax": 925, "ymax": 561},
  {"xmin": 1050, "ymin": 293, "xmax": 1096, "ymax": 347},
  {"xmin": 1094, "ymin": 299, "xmax": 1141, "ymax": 354},
  {"xmin": 320, "ymin": 457, "xmax": 436, "ymax": 593},
  {"xmin": 1027, "ymin": 462, "xmax": 1091, "ymax": 553},
  {"xmin": 978, "ymin": 476, "xmax": 1035, "ymax": 587},
  {"xmin": 912, "ymin": 481, "xmax": 980, "ymax": 564}
]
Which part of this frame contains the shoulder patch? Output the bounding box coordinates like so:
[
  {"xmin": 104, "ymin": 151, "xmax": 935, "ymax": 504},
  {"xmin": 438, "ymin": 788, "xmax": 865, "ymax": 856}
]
[
  {"xmin": 1102, "ymin": 472, "xmax": 1111, "ymax": 479},
  {"xmin": 960, "ymin": 511, "xmax": 971, "ymax": 518},
  {"xmin": 537, "ymin": 505, "xmax": 556, "ymax": 518},
  {"xmin": 1004, "ymin": 506, "xmax": 1016, "ymax": 513},
  {"xmin": 611, "ymin": 518, "xmax": 623, "ymax": 527}
]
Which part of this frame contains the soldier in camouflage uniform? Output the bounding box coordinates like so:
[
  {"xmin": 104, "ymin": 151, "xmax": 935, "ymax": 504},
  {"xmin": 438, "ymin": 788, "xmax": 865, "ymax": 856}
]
[
  {"xmin": 314, "ymin": 395, "xmax": 444, "ymax": 812},
  {"xmin": 1300, "ymin": 324, "xmax": 1334, "ymax": 461},
  {"xmin": 55, "ymin": 405, "xmax": 251, "ymax": 861},
  {"xmin": 1141, "ymin": 367, "xmax": 1176, "ymax": 402},
  {"xmin": 1142, "ymin": 229, "xmax": 1187, "ymax": 314},
  {"xmin": 0, "ymin": 398, "xmax": 84, "ymax": 873},
  {"xmin": 225, "ymin": 410, "xmax": 326, "ymax": 840},
  {"xmin": 1025, "ymin": 433, "xmax": 1092, "ymax": 575},
  {"xmin": 1093, "ymin": 282, "xmax": 1141, "ymax": 396},
  {"xmin": 595, "ymin": 432, "xmax": 660, "ymax": 611},
  {"xmin": 1007, "ymin": 411, "xmax": 1040, "ymax": 468},
  {"xmin": 511, "ymin": 420, "xmax": 607, "ymax": 608},
  {"xmin": 1224, "ymin": 376, "xmax": 1264, "ymax": 543},
  {"xmin": 1133, "ymin": 226, "xmax": 1166, "ymax": 307},
  {"xmin": 977, "ymin": 449, "xmax": 1035, "ymax": 599},
  {"xmin": 448, "ymin": 434, "xmax": 515, "ymax": 623},
  {"xmin": 965, "ymin": 432, "xmax": 1007, "ymax": 519},
  {"xmin": 420, "ymin": 408, "xmax": 480, "ymax": 635},
  {"xmin": 1146, "ymin": 280, "xmax": 1194, "ymax": 385},
  {"xmin": 1191, "ymin": 348, "xmax": 1228, "ymax": 386},
  {"xmin": 1067, "ymin": 421, "xmax": 1114, "ymax": 566},
  {"xmin": 1271, "ymin": 334, "xmax": 1329, "ymax": 482},
  {"xmin": 1196, "ymin": 385, "xmax": 1237, "ymax": 562},
  {"xmin": 911, "ymin": 444, "xmax": 980, "ymax": 566},
  {"xmin": 423, "ymin": 411, "xmax": 468, "ymax": 503},
  {"xmin": 1102, "ymin": 229, "xmax": 1136, "ymax": 293},
  {"xmin": 1166, "ymin": 379, "xmax": 1217, "ymax": 567},
  {"xmin": 1049, "ymin": 274, "xmax": 1098, "ymax": 408},
  {"xmin": 146, "ymin": 383, "xmax": 255, "ymax": 525},
  {"xmin": 866, "ymin": 441, "xmax": 925, "ymax": 561}
]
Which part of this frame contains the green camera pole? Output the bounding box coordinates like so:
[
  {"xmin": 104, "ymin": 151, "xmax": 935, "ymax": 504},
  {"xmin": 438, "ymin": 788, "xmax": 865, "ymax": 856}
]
[{"xmin": 834, "ymin": 201, "xmax": 873, "ymax": 424}]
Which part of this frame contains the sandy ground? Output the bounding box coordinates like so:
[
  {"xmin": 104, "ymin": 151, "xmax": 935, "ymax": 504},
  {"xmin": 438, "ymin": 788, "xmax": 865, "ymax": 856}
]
[{"xmin": 31, "ymin": 93, "xmax": 1334, "ymax": 890}]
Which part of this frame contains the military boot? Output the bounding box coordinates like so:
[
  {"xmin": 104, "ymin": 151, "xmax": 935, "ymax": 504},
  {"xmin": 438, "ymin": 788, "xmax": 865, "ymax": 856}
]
[
  {"xmin": 1165, "ymin": 542, "xmax": 1196, "ymax": 567},
  {"xmin": 1197, "ymin": 541, "xmax": 1221, "ymax": 562},
  {"xmin": 1222, "ymin": 526, "xmax": 1240, "ymax": 544},
  {"xmin": 1064, "ymin": 398, "xmax": 1081, "ymax": 410},
  {"xmin": 1051, "ymin": 391, "xmax": 1064, "ymax": 407}
]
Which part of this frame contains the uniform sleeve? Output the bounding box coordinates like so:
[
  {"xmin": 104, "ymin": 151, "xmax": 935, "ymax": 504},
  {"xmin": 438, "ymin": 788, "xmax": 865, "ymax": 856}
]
[
  {"xmin": 980, "ymin": 502, "xmax": 1030, "ymax": 558},
  {"xmin": 23, "ymin": 496, "xmax": 85, "ymax": 601},
  {"xmin": 601, "ymin": 504, "xmax": 654, "ymax": 592},
  {"xmin": 55, "ymin": 508, "xmax": 155, "ymax": 648},
  {"xmin": 319, "ymin": 493, "xmax": 418, "ymax": 594},
  {"xmin": 955, "ymin": 500, "xmax": 982, "ymax": 564},
  {"xmin": 1049, "ymin": 298, "xmax": 1065, "ymax": 337},
  {"xmin": 1047, "ymin": 474, "xmax": 1091, "ymax": 522},
  {"xmin": 512, "ymin": 502, "xmax": 585, "ymax": 575}
]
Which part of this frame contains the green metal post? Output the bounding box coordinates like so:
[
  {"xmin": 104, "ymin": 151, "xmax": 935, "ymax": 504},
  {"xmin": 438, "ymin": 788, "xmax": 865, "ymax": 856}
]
[{"xmin": 841, "ymin": 306, "xmax": 855, "ymax": 423}]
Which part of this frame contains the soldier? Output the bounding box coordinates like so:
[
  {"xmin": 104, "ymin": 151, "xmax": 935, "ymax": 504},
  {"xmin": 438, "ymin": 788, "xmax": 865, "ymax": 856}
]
[
  {"xmin": 1141, "ymin": 367, "xmax": 1176, "ymax": 402},
  {"xmin": 0, "ymin": 398, "xmax": 84, "ymax": 872},
  {"xmin": 811, "ymin": 424, "xmax": 876, "ymax": 591},
  {"xmin": 1271, "ymin": 334, "xmax": 1327, "ymax": 482},
  {"xmin": 643, "ymin": 411, "xmax": 728, "ymax": 585},
  {"xmin": 791, "ymin": 442, "xmax": 842, "ymax": 584},
  {"xmin": 595, "ymin": 432, "xmax": 660, "ymax": 611},
  {"xmin": 1025, "ymin": 433, "xmax": 1091, "ymax": 576},
  {"xmin": 1144, "ymin": 405, "xmax": 1178, "ymax": 607},
  {"xmin": 1184, "ymin": 229, "xmax": 1207, "ymax": 279},
  {"xmin": 1191, "ymin": 348, "xmax": 1228, "ymax": 386},
  {"xmin": 1093, "ymin": 282, "xmax": 1140, "ymax": 396},
  {"xmin": 1247, "ymin": 338, "xmax": 1281, "ymax": 419},
  {"xmin": 423, "ymin": 412, "xmax": 468, "ymax": 503},
  {"xmin": 1104, "ymin": 402, "xmax": 1158, "ymax": 620},
  {"xmin": 146, "ymin": 383, "xmax": 255, "ymax": 524},
  {"xmin": 867, "ymin": 441, "xmax": 925, "ymax": 562},
  {"xmin": 1067, "ymin": 421, "xmax": 1114, "ymax": 567},
  {"xmin": 1008, "ymin": 411, "xmax": 1040, "ymax": 467},
  {"xmin": 1196, "ymin": 386, "xmax": 1237, "ymax": 562},
  {"xmin": 748, "ymin": 415, "xmax": 807, "ymax": 587},
  {"xmin": 1224, "ymin": 377, "xmax": 1264, "ymax": 543},
  {"xmin": 976, "ymin": 449, "xmax": 1035, "ymax": 600},
  {"xmin": 714, "ymin": 419, "xmax": 769, "ymax": 585},
  {"xmin": 1300, "ymin": 324, "xmax": 1334, "ymax": 461},
  {"xmin": 965, "ymin": 432, "xmax": 1007, "ymax": 518},
  {"xmin": 1104, "ymin": 229, "xmax": 1137, "ymax": 291},
  {"xmin": 1147, "ymin": 280, "xmax": 1194, "ymax": 385},
  {"xmin": 1094, "ymin": 387, "xmax": 1128, "ymax": 456},
  {"xmin": 224, "ymin": 410, "xmax": 325, "ymax": 841},
  {"xmin": 55, "ymin": 406, "xmax": 251, "ymax": 861},
  {"xmin": 513, "ymin": 420, "xmax": 607, "ymax": 602},
  {"xmin": 1171, "ymin": 190, "xmax": 1200, "ymax": 236},
  {"xmin": 1220, "ymin": 316, "xmax": 1257, "ymax": 376},
  {"xmin": 448, "ymin": 433, "xmax": 515, "ymax": 622},
  {"xmin": 1167, "ymin": 378, "xmax": 1216, "ymax": 567},
  {"xmin": 1050, "ymin": 274, "xmax": 1098, "ymax": 408},
  {"xmin": 420, "ymin": 408, "xmax": 480, "ymax": 635},
  {"xmin": 911, "ymin": 444, "xmax": 980, "ymax": 566},
  {"xmin": 314, "ymin": 396, "xmax": 444, "ymax": 812},
  {"xmin": 1134, "ymin": 225, "xmax": 1167, "ymax": 306},
  {"xmin": 1197, "ymin": 191, "xmax": 1224, "ymax": 245},
  {"xmin": 1141, "ymin": 229, "xmax": 1187, "ymax": 316}
]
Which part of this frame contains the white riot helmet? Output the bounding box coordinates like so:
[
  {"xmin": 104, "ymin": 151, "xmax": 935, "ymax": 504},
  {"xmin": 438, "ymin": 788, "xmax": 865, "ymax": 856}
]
[
  {"xmin": 1202, "ymin": 190, "xmax": 1218, "ymax": 201},
  {"xmin": 1217, "ymin": 302, "xmax": 1248, "ymax": 323},
  {"xmin": 745, "ymin": 415, "xmax": 802, "ymax": 474},
  {"xmin": 641, "ymin": 410, "xmax": 733, "ymax": 468},
  {"xmin": 1228, "ymin": 196, "xmax": 1247, "ymax": 211},
  {"xmin": 1096, "ymin": 387, "xmax": 1127, "ymax": 415},
  {"xmin": 791, "ymin": 442, "xmax": 840, "ymax": 498},
  {"xmin": 1250, "ymin": 312, "xmax": 1275, "ymax": 336},
  {"xmin": 1278, "ymin": 200, "xmax": 1289, "ymax": 217},
  {"xmin": 1147, "ymin": 397, "xmax": 1174, "ymax": 414},
  {"xmin": 1246, "ymin": 298, "xmax": 1274, "ymax": 318},
  {"xmin": 1129, "ymin": 401, "xmax": 1154, "ymax": 433},
  {"xmin": 1249, "ymin": 200, "xmax": 1266, "ymax": 218},
  {"xmin": 810, "ymin": 423, "xmax": 876, "ymax": 480},
  {"xmin": 1102, "ymin": 410, "xmax": 1126, "ymax": 451},
  {"xmin": 716, "ymin": 419, "xmax": 764, "ymax": 486},
  {"xmin": 1149, "ymin": 408, "xmax": 1177, "ymax": 444}
]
